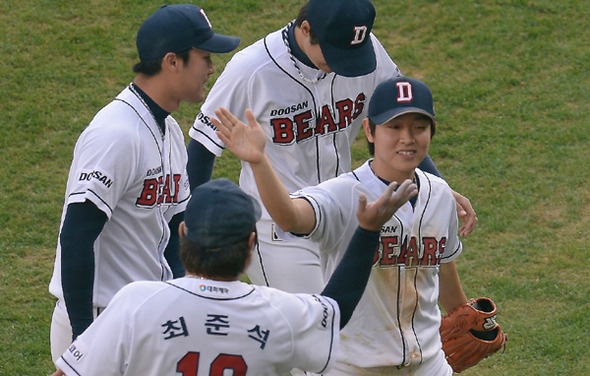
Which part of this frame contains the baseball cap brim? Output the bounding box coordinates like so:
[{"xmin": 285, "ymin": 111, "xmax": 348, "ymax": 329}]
[
  {"xmin": 371, "ymin": 108, "xmax": 436, "ymax": 126},
  {"xmin": 194, "ymin": 33, "xmax": 241, "ymax": 53},
  {"xmin": 321, "ymin": 38, "xmax": 376, "ymax": 77}
]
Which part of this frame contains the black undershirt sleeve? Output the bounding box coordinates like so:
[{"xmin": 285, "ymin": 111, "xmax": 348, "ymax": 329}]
[
  {"xmin": 187, "ymin": 139, "xmax": 216, "ymax": 190},
  {"xmin": 321, "ymin": 227, "xmax": 380, "ymax": 329},
  {"xmin": 165, "ymin": 212, "xmax": 185, "ymax": 278},
  {"xmin": 60, "ymin": 201, "xmax": 107, "ymax": 340}
]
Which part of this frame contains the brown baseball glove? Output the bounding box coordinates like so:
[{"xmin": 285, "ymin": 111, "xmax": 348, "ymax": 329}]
[{"xmin": 440, "ymin": 297, "xmax": 507, "ymax": 373}]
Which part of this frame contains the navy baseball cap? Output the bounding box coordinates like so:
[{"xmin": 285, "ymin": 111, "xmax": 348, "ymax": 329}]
[
  {"xmin": 307, "ymin": 0, "xmax": 376, "ymax": 77},
  {"xmin": 369, "ymin": 77, "xmax": 436, "ymax": 125},
  {"xmin": 137, "ymin": 4, "xmax": 241, "ymax": 61},
  {"xmin": 183, "ymin": 178, "xmax": 261, "ymax": 248}
]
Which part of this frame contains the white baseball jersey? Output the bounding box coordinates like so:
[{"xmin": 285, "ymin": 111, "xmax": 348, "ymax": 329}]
[
  {"xmin": 189, "ymin": 23, "xmax": 402, "ymax": 292},
  {"xmin": 56, "ymin": 277, "xmax": 340, "ymax": 375},
  {"xmin": 49, "ymin": 84, "xmax": 191, "ymax": 309},
  {"xmin": 293, "ymin": 160, "xmax": 462, "ymax": 369}
]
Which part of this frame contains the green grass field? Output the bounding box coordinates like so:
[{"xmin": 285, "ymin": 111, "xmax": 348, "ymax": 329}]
[{"xmin": 1, "ymin": 0, "xmax": 588, "ymax": 374}]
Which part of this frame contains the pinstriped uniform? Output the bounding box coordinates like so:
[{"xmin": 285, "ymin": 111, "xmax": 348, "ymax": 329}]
[{"xmin": 292, "ymin": 161, "xmax": 461, "ymax": 372}]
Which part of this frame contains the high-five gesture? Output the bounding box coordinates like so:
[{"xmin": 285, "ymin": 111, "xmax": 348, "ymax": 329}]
[
  {"xmin": 214, "ymin": 108, "xmax": 267, "ymax": 165},
  {"xmin": 356, "ymin": 180, "xmax": 417, "ymax": 232}
]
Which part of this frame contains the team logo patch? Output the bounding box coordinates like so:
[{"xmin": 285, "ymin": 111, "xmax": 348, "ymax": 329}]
[
  {"xmin": 483, "ymin": 314, "xmax": 499, "ymax": 330},
  {"xmin": 198, "ymin": 284, "xmax": 229, "ymax": 294}
]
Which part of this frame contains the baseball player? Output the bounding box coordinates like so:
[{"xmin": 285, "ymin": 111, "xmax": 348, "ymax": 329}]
[
  {"xmin": 187, "ymin": 0, "xmax": 477, "ymax": 294},
  {"xmin": 214, "ymin": 76, "xmax": 470, "ymax": 375},
  {"xmin": 48, "ymin": 4, "xmax": 240, "ymax": 365},
  {"xmin": 51, "ymin": 177, "xmax": 417, "ymax": 376}
]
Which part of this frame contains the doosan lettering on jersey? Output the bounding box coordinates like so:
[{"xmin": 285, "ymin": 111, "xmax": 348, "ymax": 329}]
[
  {"xmin": 269, "ymin": 100, "xmax": 309, "ymax": 116},
  {"xmin": 78, "ymin": 170, "xmax": 113, "ymax": 188}
]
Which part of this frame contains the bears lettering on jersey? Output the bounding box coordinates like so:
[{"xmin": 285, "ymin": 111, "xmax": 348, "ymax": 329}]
[
  {"xmin": 375, "ymin": 235, "xmax": 447, "ymax": 267},
  {"xmin": 270, "ymin": 93, "xmax": 366, "ymax": 144},
  {"xmin": 136, "ymin": 174, "xmax": 182, "ymax": 207}
]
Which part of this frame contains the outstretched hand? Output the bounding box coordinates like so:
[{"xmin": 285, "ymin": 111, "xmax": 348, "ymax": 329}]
[
  {"xmin": 214, "ymin": 107, "xmax": 266, "ymax": 164},
  {"xmin": 356, "ymin": 179, "xmax": 418, "ymax": 232}
]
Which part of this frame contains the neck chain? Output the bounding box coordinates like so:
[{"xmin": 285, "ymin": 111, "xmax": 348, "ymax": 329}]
[
  {"xmin": 282, "ymin": 22, "xmax": 326, "ymax": 84},
  {"xmin": 129, "ymin": 83, "xmax": 164, "ymax": 139}
]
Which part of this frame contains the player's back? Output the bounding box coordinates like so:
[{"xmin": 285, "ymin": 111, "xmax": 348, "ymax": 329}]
[
  {"xmin": 59, "ymin": 277, "xmax": 340, "ymax": 375},
  {"xmin": 129, "ymin": 278, "xmax": 340, "ymax": 375}
]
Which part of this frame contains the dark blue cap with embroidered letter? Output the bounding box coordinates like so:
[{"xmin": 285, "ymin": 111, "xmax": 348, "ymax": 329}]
[
  {"xmin": 307, "ymin": 0, "xmax": 376, "ymax": 77},
  {"xmin": 136, "ymin": 4, "xmax": 241, "ymax": 61},
  {"xmin": 369, "ymin": 76, "xmax": 436, "ymax": 125},
  {"xmin": 183, "ymin": 178, "xmax": 261, "ymax": 248}
]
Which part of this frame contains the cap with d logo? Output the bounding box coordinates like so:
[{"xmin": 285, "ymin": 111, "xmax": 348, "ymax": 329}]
[
  {"xmin": 368, "ymin": 77, "xmax": 436, "ymax": 125},
  {"xmin": 137, "ymin": 4, "xmax": 241, "ymax": 61},
  {"xmin": 307, "ymin": 0, "xmax": 376, "ymax": 77}
]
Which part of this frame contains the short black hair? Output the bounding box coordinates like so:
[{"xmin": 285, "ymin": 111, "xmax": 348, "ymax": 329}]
[
  {"xmin": 132, "ymin": 48, "xmax": 192, "ymax": 75},
  {"xmin": 295, "ymin": 1, "xmax": 319, "ymax": 44},
  {"xmin": 179, "ymin": 232, "xmax": 255, "ymax": 279}
]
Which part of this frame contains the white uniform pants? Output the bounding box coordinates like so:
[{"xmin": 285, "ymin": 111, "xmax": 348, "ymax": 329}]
[
  {"xmin": 50, "ymin": 299, "xmax": 103, "ymax": 363},
  {"xmin": 246, "ymin": 218, "xmax": 325, "ymax": 293},
  {"xmin": 317, "ymin": 349, "xmax": 453, "ymax": 376}
]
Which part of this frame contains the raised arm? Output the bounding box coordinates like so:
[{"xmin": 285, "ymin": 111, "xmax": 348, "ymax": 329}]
[{"xmin": 213, "ymin": 107, "xmax": 315, "ymax": 234}]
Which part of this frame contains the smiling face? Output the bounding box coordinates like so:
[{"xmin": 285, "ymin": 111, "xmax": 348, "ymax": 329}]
[{"xmin": 363, "ymin": 113, "xmax": 433, "ymax": 183}]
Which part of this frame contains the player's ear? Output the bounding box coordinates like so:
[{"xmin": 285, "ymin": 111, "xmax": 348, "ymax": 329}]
[
  {"xmin": 162, "ymin": 52, "xmax": 179, "ymax": 72},
  {"xmin": 363, "ymin": 118, "xmax": 374, "ymax": 143},
  {"xmin": 243, "ymin": 232, "xmax": 257, "ymax": 270},
  {"xmin": 178, "ymin": 221, "xmax": 186, "ymax": 238},
  {"xmin": 247, "ymin": 232, "xmax": 256, "ymax": 251},
  {"xmin": 300, "ymin": 20, "xmax": 312, "ymax": 39}
]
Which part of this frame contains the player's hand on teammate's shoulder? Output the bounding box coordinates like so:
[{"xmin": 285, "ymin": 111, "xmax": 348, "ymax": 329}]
[
  {"xmin": 356, "ymin": 179, "xmax": 418, "ymax": 232},
  {"xmin": 451, "ymin": 190, "xmax": 478, "ymax": 237},
  {"xmin": 213, "ymin": 107, "xmax": 267, "ymax": 164}
]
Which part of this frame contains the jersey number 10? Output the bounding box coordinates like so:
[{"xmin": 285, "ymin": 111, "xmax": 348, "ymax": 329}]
[{"xmin": 177, "ymin": 351, "xmax": 247, "ymax": 375}]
